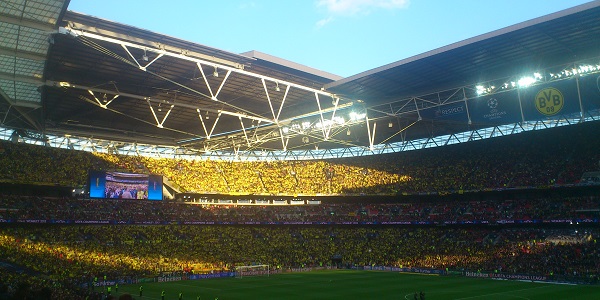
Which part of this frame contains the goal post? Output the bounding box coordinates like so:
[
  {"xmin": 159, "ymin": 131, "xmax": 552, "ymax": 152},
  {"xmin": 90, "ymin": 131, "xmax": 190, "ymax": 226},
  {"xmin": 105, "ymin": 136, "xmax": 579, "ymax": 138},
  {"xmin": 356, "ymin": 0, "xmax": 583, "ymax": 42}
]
[{"xmin": 235, "ymin": 264, "xmax": 270, "ymax": 279}]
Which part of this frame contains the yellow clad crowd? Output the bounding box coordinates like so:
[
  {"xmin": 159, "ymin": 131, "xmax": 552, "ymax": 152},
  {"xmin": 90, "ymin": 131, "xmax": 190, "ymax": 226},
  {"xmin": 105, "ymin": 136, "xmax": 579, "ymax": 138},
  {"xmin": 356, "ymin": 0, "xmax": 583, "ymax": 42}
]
[
  {"xmin": 0, "ymin": 120, "xmax": 598, "ymax": 196},
  {"xmin": 0, "ymin": 225, "xmax": 598, "ymax": 300},
  {"xmin": 0, "ymin": 122, "xmax": 599, "ymax": 299}
]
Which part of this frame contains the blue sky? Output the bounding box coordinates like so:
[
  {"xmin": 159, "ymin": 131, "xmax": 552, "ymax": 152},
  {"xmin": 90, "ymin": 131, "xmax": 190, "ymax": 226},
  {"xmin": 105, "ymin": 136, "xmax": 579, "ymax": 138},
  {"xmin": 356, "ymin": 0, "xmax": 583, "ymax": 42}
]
[{"xmin": 68, "ymin": 0, "xmax": 591, "ymax": 78}]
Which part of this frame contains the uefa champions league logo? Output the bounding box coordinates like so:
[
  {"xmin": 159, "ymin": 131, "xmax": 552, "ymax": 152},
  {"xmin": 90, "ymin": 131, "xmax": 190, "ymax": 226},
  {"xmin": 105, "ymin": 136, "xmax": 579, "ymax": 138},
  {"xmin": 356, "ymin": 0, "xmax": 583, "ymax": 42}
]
[
  {"xmin": 483, "ymin": 97, "xmax": 507, "ymax": 120},
  {"xmin": 487, "ymin": 98, "xmax": 498, "ymax": 109}
]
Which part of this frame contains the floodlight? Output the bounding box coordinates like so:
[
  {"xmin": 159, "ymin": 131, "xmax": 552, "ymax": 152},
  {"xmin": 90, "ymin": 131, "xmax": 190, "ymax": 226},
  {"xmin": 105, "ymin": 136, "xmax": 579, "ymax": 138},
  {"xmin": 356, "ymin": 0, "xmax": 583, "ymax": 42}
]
[
  {"xmin": 349, "ymin": 111, "xmax": 365, "ymax": 121},
  {"xmin": 333, "ymin": 116, "xmax": 345, "ymax": 124},
  {"xmin": 517, "ymin": 76, "xmax": 536, "ymax": 87},
  {"xmin": 475, "ymin": 85, "xmax": 485, "ymax": 95}
]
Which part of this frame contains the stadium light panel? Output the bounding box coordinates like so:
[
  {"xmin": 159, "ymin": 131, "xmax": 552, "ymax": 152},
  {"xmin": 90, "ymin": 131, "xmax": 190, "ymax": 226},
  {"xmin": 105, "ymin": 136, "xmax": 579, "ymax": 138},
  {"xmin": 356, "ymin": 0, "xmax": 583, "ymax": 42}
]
[
  {"xmin": 333, "ymin": 116, "xmax": 345, "ymax": 124},
  {"xmin": 475, "ymin": 85, "xmax": 485, "ymax": 95},
  {"xmin": 349, "ymin": 111, "xmax": 366, "ymax": 121},
  {"xmin": 142, "ymin": 49, "xmax": 148, "ymax": 61},
  {"xmin": 517, "ymin": 76, "xmax": 536, "ymax": 88}
]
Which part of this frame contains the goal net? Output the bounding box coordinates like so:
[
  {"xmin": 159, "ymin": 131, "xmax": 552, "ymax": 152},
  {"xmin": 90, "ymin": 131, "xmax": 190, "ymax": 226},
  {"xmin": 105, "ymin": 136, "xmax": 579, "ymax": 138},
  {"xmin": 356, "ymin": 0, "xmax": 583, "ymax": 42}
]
[{"xmin": 235, "ymin": 264, "xmax": 270, "ymax": 279}]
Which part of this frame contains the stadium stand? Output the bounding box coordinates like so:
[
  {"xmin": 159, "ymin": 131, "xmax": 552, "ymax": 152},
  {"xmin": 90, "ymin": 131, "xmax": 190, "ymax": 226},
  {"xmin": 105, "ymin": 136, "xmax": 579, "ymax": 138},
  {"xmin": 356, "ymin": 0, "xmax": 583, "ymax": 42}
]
[
  {"xmin": 1, "ymin": 115, "xmax": 599, "ymax": 300},
  {"xmin": 1, "ymin": 1, "xmax": 600, "ymax": 298},
  {"xmin": 1, "ymin": 121, "xmax": 599, "ymax": 196},
  {"xmin": 0, "ymin": 224, "xmax": 598, "ymax": 300}
]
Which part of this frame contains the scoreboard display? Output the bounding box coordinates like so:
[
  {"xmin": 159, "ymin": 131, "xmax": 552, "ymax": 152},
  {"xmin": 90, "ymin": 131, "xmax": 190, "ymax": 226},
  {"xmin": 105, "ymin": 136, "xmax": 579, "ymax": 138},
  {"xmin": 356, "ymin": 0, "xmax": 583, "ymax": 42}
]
[{"xmin": 88, "ymin": 171, "xmax": 163, "ymax": 200}]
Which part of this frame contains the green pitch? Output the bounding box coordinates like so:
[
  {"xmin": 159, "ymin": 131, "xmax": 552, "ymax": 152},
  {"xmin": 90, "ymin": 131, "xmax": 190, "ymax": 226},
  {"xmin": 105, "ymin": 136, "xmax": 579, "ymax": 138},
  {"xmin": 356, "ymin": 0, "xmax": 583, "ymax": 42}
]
[{"xmin": 115, "ymin": 270, "xmax": 599, "ymax": 300}]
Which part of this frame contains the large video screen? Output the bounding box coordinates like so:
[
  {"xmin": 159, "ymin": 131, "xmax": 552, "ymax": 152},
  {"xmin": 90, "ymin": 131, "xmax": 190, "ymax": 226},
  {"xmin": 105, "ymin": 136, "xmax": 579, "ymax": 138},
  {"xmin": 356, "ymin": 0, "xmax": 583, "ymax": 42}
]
[{"xmin": 88, "ymin": 171, "xmax": 163, "ymax": 200}]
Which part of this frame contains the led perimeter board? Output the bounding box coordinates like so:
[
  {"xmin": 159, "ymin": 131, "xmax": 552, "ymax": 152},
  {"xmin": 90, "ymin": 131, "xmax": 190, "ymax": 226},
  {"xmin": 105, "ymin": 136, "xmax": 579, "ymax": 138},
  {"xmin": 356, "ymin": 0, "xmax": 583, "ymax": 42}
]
[{"xmin": 88, "ymin": 171, "xmax": 163, "ymax": 200}]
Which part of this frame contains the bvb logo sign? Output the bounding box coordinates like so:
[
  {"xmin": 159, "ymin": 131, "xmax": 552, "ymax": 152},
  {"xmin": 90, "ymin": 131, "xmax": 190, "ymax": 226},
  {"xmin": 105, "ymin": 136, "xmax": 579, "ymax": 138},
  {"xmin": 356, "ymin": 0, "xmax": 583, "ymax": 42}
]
[{"xmin": 535, "ymin": 87, "xmax": 564, "ymax": 116}]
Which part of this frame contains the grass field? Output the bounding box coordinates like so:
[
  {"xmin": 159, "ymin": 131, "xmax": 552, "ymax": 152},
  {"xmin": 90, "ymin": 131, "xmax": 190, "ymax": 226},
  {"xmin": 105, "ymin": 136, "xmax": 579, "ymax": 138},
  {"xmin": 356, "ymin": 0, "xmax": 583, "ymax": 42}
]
[{"xmin": 113, "ymin": 270, "xmax": 599, "ymax": 300}]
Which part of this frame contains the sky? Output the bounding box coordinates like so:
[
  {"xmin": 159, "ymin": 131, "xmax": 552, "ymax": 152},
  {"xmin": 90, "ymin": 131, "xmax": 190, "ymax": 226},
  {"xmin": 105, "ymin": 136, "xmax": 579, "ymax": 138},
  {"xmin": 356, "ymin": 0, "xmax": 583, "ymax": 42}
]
[{"xmin": 67, "ymin": 0, "xmax": 592, "ymax": 78}]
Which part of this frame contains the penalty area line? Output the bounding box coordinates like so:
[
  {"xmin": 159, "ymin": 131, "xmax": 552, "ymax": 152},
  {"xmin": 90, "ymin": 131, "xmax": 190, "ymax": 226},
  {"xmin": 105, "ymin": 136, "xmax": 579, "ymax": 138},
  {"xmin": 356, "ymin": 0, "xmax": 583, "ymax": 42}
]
[{"xmin": 452, "ymin": 285, "xmax": 549, "ymax": 300}]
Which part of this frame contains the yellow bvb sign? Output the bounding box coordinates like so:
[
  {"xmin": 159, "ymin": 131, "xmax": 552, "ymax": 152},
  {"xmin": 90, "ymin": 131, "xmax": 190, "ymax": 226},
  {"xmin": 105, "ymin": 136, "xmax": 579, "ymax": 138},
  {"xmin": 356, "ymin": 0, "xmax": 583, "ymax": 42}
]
[{"xmin": 535, "ymin": 87, "xmax": 564, "ymax": 116}]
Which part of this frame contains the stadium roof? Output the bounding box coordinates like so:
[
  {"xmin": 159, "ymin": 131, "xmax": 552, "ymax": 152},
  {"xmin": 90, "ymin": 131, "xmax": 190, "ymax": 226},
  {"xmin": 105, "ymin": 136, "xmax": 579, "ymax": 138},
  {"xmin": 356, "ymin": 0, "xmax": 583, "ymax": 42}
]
[{"xmin": 1, "ymin": 0, "xmax": 600, "ymax": 156}]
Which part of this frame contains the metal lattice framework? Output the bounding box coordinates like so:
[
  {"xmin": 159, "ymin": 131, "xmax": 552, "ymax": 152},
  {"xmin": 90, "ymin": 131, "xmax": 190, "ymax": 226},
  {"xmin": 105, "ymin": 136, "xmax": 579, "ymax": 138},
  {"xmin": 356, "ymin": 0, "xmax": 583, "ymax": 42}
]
[
  {"xmin": 39, "ymin": 16, "xmax": 385, "ymax": 153},
  {"xmin": 1, "ymin": 1, "xmax": 600, "ymax": 161},
  {"xmin": 0, "ymin": 0, "xmax": 68, "ymax": 132}
]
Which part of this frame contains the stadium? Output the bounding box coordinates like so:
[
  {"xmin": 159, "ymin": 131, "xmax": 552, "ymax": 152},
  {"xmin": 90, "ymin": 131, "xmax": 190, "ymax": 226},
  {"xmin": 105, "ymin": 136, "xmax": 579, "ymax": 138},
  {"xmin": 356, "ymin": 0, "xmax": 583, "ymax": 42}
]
[{"xmin": 1, "ymin": 0, "xmax": 600, "ymax": 299}]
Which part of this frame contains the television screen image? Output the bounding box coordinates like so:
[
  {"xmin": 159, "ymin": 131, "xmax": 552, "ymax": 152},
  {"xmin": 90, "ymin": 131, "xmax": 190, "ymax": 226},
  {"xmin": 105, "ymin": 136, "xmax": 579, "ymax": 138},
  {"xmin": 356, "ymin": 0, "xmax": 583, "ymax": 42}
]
[
  {"xmin": 88, "ymin": 171, "xmax": 163, "ymax": 200},
  {"xmin": 105, "ymin": 172, "xmax": 149, "ymax": 199}
]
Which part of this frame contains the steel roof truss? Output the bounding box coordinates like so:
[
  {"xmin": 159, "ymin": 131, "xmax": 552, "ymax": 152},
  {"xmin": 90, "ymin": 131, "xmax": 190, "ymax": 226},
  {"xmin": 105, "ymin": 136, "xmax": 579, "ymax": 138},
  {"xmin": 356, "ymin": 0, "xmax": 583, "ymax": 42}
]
[
  {"xmin": 278, "ymin": 127, "xmax": 289, "ymax": 151},
  {"xmin": 326, "ymin": 96, "xmax": 340, "ymax": 140},
  {"xmin": 276, "ymin": 85, "xmax": 291, "ymax": 121},
  {"xmin": 196, "ymin": 62, "xmax": 231, "ymax": 101},
  {"xmin": 87, "ymin": 89, "xmax": 119, "ymax": 109},
  {"xmin": 146, "ymin": 99, "xmax": 174, "ymax": 129},
  {"xmin": 1, "ymin": 105, "xmax": 9, "ymax": 125},
  {"xmin": 261, "ymin": 78, "xmax": 280, "ymax": 124},
  {"xmin": 121, "ymin": 44, "xmax": 164, "ymax": 71},
  {"xmin": 365, "ymin": 114, "xmax": 377, "ymax": 151},
  {"xmin": 313, "ymin": 93, "xmax": 342, "ymax": 141},
  {"xmin": 314, "ymin": 92, "xmax": 327, "ymax": 140},
  {"xmin": 239, "ymin": 116, "xmax": 251, "ymax": 147},
  {"xmin": 61, "ymin": 26, "xmax": 336, "ymax": 98}
]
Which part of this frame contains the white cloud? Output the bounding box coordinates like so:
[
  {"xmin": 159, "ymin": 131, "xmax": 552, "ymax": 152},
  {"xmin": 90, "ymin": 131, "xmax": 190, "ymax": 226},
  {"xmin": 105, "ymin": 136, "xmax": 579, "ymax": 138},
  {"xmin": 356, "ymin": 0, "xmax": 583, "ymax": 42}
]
[
  {"xmin": 238, "ymin": 1, "xmax": 256, "ymax": 9},
  {"xmin": 315, "ymin": 16, "xmax": 334, "ymax": 29},
  {"xmin": 317, "ymin": 0, "xmax": 409, "ymax": 15}
]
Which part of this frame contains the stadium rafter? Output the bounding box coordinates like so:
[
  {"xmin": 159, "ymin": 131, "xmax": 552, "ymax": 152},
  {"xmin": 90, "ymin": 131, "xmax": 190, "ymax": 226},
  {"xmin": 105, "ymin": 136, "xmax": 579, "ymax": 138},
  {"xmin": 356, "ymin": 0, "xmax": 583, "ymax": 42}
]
[
  {"xmin": 1, "ymin": 0, "xmax": 600, "ymax": 160},
  {"xmin": 38, "ymin": 11, "xmax": 381, "ymax": 152}
]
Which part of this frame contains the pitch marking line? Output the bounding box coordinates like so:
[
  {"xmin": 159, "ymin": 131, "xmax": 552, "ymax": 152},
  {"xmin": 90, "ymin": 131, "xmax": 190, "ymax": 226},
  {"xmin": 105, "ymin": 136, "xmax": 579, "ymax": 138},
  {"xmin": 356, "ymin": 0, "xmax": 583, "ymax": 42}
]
[
  {"xmin": 173, "ymin": 282, "xmax": 222, "ymax": 291},
  {"xmin": 453, "ymin": 285, "xmax": 549, "ymax": 300}
]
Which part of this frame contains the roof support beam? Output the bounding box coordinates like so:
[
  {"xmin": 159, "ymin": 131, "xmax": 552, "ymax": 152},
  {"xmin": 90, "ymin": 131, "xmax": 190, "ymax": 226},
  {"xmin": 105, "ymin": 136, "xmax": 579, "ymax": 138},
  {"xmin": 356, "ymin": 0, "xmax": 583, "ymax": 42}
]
[
  {"xmin": 0, "ymin": 87, "xmax": 41, "ymax": 129},
  {"xmin": 147, "ymin": 99, "xmax": 174, "ymax": 129},
  {"xmin": 196, "ymin": 62, "xmax": 231, "ymax": 101},
  {"xmin": 0, "ymin": 46, "xmax": 47, "ymax": 61},
  {"xmin": 59, "ymin": 26, "xmax": 337, "ymax": 98},
  {"xmin": 46, "ymin": 80, "xmax": 272, "ymax": 124},
  {"xmin": 64, "ymin": 22, "xmax": 245, "ymax": 69},
  {"xmin": 0, "ymin": 13, "xmax": 56, "ymax": 32},
  {"xmin": 0, "ymin": 71, "xmax": 44, "ymax": 86}
]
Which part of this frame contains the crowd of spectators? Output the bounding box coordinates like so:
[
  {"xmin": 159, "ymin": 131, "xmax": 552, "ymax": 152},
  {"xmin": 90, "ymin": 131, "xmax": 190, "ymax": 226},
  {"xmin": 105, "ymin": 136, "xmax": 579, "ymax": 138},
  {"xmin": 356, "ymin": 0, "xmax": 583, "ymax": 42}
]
[
  {"xmin": 0, "ymin": 121, "xmax": 599, "ymax": 196},
  {"xmin": 0, "ymin": 141, "xmax": 113, "ymax": 187},
  {"xmin": 0, "ymin": 121, "xmax": 599, "ymax": 299},
  {"xmin": 0, "ymin": 195, "xmax": 598, "ymax": 224},
  {"xmin": 0, "ymin": 224, "xmax": 598, "ymax": 299}
]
